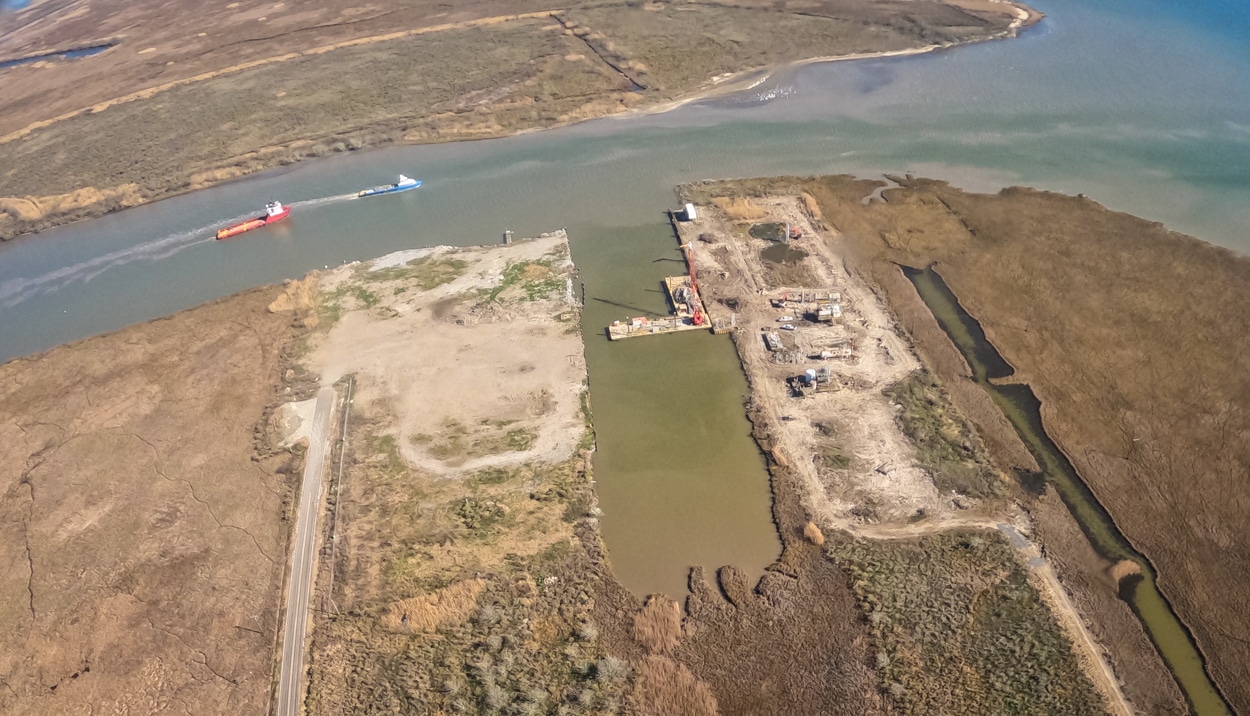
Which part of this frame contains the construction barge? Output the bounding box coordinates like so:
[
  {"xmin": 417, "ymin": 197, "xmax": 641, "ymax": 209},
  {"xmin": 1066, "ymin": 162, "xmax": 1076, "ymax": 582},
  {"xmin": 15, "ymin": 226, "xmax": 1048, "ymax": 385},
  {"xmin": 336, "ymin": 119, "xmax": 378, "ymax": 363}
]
[
  {"xmin": 606, "ymin": 207, "xmax": 715, "ymax": 340},
  {"xmin": 606, "ymin": 270, "xmax": 709, "ymax": 340}
]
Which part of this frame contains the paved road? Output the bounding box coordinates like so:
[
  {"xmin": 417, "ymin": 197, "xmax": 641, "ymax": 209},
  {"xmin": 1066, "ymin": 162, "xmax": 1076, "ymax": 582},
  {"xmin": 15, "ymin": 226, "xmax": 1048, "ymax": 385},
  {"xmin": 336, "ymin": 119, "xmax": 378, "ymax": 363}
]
[{"xmin": 276, "ymin": 386, "xmax": 336, "ymax": 716}]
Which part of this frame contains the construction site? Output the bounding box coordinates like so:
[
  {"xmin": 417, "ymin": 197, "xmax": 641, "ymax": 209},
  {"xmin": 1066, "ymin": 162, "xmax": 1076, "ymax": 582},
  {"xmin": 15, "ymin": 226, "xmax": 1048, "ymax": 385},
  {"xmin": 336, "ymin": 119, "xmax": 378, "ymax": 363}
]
[
  {"xmin": 605, "ymin": 216, "xmax": 734, "ymax": 340},
  {"xmin": 663, "ymin": 191, "xmax": 1134, "ymax": 714},
  {"xmin": 666, "ymin": 194, "xmax": 982, "ymax": 526}
]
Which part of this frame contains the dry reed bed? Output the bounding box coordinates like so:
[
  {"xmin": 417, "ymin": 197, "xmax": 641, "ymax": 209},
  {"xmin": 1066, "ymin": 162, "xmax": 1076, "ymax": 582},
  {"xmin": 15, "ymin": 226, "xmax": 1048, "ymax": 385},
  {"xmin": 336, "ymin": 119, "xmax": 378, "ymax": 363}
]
[{"xmin": 829, "ymin": 532, "xmax": 1105, "ymax": 714}]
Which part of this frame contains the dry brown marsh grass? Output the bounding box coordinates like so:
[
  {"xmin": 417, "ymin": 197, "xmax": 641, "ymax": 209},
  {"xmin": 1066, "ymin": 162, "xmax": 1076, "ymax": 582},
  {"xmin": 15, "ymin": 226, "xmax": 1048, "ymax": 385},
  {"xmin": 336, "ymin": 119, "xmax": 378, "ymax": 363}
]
[
  {"xmin": 632, "ymin": 655, "xmax": 719, "ymax": 716},
  {"xmin": 632, "ymin": 595, "xmax": 683, "ymax": 655},
  {"xmin": 381, "ymin": 578, "xmax": 487, "ymax": 633},
  {"xmin": 803, "ymin": 521, "xmax": 826, "ymax": 546}
]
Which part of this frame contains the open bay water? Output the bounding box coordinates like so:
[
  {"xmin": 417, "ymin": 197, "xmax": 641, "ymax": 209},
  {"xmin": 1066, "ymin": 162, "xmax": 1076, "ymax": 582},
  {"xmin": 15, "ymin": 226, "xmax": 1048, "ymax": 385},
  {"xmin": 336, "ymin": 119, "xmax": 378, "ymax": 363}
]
[{"xmin": 0, "ymin": 0, "xmax": 1247, "ymax": 629}]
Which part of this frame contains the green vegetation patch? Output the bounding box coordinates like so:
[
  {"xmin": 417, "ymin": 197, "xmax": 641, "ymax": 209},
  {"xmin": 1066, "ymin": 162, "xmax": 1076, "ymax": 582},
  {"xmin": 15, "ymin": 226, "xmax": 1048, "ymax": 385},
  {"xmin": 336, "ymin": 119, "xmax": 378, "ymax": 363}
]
[
  {"xmin": 315, "ymin": 281, "xmax": 386, "ymax": 327},
  {"xmin": 359, "ymin": 255, "xmax": 470, "ymax": 290},
  {"xmin": 749, "ymin": 222, "xmax": 790, "ymax": 241},
  {"xmin": 886, "ymin": 371, "xmax": 1005, "ymax": 499},
  {"xmin": 828, "ymin": 532, "xmax": 1104, "ymax": 715},
  {"xmin": 408, "ymin": 256, "xmax": 471, "ymax": 290},
  {"xmin": 487, "ymin": 258, "xmax": 567, "ymax": 303},
  {"xmin": 818, "ymin": 443, "xmax": 852, "ymax": 471},
  {"xmin": 419, "ymin": 420, "xmax": 539, "ymax": 462}
]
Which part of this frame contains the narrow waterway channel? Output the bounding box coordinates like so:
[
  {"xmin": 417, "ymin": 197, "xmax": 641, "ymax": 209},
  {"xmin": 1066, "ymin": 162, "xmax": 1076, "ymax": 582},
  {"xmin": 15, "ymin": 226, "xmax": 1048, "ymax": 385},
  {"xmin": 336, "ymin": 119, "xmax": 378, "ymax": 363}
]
[
  {"xmin": 903, "ymin": 265, "xmax": 1232, "ymax": 716},
  {"xmin": 573, "ymin": 224, "xmax": 780, "ymax": 600}
]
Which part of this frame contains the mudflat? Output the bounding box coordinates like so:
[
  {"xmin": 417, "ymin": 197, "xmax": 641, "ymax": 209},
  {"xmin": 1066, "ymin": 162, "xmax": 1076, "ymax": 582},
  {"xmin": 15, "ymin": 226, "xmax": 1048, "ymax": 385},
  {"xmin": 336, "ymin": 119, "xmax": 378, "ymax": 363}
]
[
  {"xmin": 0, "ymin": 285, "xmax": 307, "ymax": 714},
  {"xmin": 0, "ymin": 0, "xmax": 1033, "ymax": 240}
]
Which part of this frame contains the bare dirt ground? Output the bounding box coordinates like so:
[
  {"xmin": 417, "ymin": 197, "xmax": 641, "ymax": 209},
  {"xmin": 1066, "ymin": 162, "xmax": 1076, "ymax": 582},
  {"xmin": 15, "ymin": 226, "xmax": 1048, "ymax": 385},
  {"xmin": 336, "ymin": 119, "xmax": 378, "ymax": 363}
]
[
  {"xmin": 307, "ymin": 236, "xmax": 587, "ymax": 478},
  {"xmin": 675, "ymin": 192, "xmax": 1127, "ymax": 714},
  {"xmin": 681, "ymin": 195, "xmax": 1008, "ymax": 530},
  {"xmin": 0, "ymin": 285, "xmax": 309, "ymax": 715},
  {"xmin": 0, "ymin": 0, "xmax": 1034, "ymax": 240}
]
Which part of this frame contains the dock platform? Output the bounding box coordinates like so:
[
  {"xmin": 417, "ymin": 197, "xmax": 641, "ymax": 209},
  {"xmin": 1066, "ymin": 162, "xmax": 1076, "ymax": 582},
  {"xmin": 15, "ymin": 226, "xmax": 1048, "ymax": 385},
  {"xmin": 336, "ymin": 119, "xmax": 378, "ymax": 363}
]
[
  {"xmin": 607, "ymin": 314, "xmax": 707, "ymax": 340},
  {"xmin": 603, "ymin": 209, "xmax": 723, "ymax": 341}
]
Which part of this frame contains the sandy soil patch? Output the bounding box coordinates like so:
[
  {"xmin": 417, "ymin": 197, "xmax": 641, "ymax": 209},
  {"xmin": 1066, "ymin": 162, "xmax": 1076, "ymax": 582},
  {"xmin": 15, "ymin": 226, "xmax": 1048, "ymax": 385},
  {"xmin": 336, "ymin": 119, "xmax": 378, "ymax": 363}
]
[{"xmin": 306, "ymin": 232, "xmax": 585, "ymax": 477}]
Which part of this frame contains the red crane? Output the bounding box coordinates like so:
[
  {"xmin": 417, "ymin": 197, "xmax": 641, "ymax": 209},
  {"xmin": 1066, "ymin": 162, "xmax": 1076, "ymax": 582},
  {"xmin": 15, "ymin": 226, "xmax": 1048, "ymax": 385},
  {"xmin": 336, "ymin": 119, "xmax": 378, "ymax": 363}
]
[{"xmin": 680, "ymin": 243, "xmax": 705, "ymax": 326}]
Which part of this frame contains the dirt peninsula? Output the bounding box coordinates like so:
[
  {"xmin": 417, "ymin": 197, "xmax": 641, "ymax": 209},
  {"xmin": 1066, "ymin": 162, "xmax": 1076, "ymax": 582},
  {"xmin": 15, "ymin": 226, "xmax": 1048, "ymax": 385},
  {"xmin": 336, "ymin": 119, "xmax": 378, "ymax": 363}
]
[{"xmin": 682, "ymin": 174, "xmax": 1250, "ymax": 713}]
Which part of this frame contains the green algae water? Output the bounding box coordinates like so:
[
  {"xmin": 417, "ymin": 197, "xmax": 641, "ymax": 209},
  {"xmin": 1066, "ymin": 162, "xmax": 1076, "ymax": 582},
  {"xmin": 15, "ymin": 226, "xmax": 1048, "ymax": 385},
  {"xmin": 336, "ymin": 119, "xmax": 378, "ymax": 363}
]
[
  {"xmin": 903, "ymin": 266, "xmax": 1232, "ymax": 716},
  {"xmin": 573, "ymin": 224, "xmax": 780, "ymax": 599}
]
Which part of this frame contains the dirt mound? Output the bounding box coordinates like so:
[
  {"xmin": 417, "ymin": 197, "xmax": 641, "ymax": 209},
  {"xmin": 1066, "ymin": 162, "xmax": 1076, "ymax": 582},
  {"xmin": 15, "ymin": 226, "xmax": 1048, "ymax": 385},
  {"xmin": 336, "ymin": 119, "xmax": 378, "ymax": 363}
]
[
  {"xmin": 382, "ymin": 578, "xmax": 487, "ymax": 633},
  {"xmin": 801, "ymin": 191, "xmax": 824, "ymax": 224},
  {"xmin": 268, "ymin": 274, "xmax": 320, "ymax": 314},
  {"xmin": 713, "ymin": 196, "xmax": 768, "ymax": 222},
  {"xmin": 0, "ymin": 197, "xmax": 40, "ymax": 221},
  {"xmin": 1109, "ymin": 560, "xmax": 1143, "ymax": 583}
]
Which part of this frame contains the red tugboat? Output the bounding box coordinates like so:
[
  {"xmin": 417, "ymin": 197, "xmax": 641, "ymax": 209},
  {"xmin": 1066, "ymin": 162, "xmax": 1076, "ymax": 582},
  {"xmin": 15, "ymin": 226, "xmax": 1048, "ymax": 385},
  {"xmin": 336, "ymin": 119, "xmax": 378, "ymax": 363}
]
[{"xmin": 216, "ymin": 201, "xmax": 290, "ymax": 240}]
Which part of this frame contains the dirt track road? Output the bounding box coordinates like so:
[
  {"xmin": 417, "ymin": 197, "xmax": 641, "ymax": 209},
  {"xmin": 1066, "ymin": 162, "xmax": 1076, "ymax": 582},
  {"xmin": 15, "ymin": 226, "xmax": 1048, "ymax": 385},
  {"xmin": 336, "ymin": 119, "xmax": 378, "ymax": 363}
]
[
  {"xmin": 998, "ymin": 524, "xmax": 1133, "ymax": 716},
  {"xmin": 276, "ymin": 386, "xmax": 336, "ymax": 716}
]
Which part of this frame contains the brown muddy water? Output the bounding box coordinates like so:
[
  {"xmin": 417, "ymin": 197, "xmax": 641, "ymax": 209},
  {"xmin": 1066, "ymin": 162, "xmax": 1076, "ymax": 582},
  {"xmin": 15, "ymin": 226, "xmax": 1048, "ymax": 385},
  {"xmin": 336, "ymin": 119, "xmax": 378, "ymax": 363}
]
[
  {"xmin": 759, "ymin": 242, "xmax": 808, "ymax": 265},
  {"xmin": 574, "ymin": 224, "xmax": 780, "ymax": 600}
]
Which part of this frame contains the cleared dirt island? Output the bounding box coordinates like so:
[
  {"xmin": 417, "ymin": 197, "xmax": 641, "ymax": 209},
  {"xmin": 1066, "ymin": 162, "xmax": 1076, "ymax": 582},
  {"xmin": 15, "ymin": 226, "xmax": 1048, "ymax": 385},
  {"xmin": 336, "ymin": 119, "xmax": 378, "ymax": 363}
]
[
  {"xmin": 0, "ymin": 0, "xmax": 1036, "ymax": 240},
  {"xmin": 671, "ymin": 193, "xmax": 1120, "ymax": 714},
  {"xmin": 679, "ymin": 174, "xmax": 1250, "ymax": 714}
]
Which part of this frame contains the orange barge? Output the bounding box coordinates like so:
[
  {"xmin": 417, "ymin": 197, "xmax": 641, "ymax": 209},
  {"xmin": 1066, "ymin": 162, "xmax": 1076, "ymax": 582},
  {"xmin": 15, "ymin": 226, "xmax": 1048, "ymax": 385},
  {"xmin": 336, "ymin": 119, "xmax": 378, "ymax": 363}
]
[{"xmin": 217, "ymin": 201, "xmax": 290, "ymax": 240}]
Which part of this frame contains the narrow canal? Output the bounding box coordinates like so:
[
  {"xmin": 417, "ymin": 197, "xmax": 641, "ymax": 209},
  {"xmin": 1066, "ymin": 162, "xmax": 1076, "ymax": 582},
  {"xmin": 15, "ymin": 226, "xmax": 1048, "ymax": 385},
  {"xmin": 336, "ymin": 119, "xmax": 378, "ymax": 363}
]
[
  {"xmin": 572, "ymin": 223, "xmax": 781, "ymax": 600},
  {"xmin": 903, "ymin": 265, "xmax": 1232, "ymax": 716}
]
